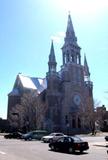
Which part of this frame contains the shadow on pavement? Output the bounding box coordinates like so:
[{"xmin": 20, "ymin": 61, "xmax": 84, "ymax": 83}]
[
  {"xmin": 48, "ymin": 149, "xmax": 88, "ymax": 155},
  {"xmin": 93, "ymin": 144, "xmax": 108, "ymax": 147}
]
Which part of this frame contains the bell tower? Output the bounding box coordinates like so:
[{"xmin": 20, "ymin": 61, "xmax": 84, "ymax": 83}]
[
  {"xmin": 46, "ymin": 41, "xmax": 61, "ymax": 132},
  {"xmin": 62, "ymin": 14, "xmax": 81, "ymax": 66},
  {"xmin": 60, "ymin": 14, "xmax": 90, "ymax": 134},
  {"xmin": 46, "ymin": 41, "xmax": 59, "ymax": 92},
  {"xmin": 61, "ymin": 14, "xmax": 84, "ymax": 85}
]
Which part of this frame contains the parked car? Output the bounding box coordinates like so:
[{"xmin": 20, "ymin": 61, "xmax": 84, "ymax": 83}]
[
  {"xmin": 49, "ymin": 136, "xmax": 89, "ymax": 153},
  {"xmin": 4, "ymin": 132, "xmax": 22, "ymax": 139},
  {"xmin": 21, "ymin": 130, "xmax": 48, "ymax": 141},
  {"xmin": 41, "ymin": 132, "xmax": 66, "ymax": 143},
  {"xmin": 105, "ymin": 136, "xmax": 108, "ymax": 141}
]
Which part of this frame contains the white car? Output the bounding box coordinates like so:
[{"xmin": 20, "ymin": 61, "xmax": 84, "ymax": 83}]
[{"xmin": 41, "ymin": 132, "xmax": 66, "ymax": 143}]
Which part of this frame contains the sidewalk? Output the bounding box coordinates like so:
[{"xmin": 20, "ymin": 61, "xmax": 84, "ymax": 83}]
[{"xmin": 77, "ymin": 131, "xmax": 108, "ymax": 137}]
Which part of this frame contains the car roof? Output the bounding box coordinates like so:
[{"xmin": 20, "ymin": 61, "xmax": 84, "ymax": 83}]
[
  {"xmin": 26, "ymin": 130, "xmax": 47, "ymax": 134},
  {"xmin": 50, "ymin": 132, "xmax": 64, "ymax": 135}
]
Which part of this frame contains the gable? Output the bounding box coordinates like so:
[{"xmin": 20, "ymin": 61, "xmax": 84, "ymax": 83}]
[{"xmin": 9, "ymin": 74, "xmax": 47, "ymax": 96}]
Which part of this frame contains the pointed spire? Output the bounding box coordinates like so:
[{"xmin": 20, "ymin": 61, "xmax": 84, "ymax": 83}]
[
  {"xmin": 84, "ymin": 54, "xmax": 90, "ymax": 77},
  {"xmin": 49, "ymin": 41, "xmax": 56, "ymax": 63},
  {"xmin": 48, "ymin": 41, "xmax": 57, "ymax": 73},
  {"xmin": 65, "ymin": 13, "xmax": 77, "ymax": 43},
  {"xmin": 67, "ymin": 14, "xmax": 74, "ymax": 34}
]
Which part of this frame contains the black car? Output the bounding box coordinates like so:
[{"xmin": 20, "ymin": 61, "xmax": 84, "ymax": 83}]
[
  {"xmin": 49, "ymin": 136, "xmax": 89, "ymax": 153},
  {"xmin": 105, "ymin": 136, "xmax": 108, "ymax": 141},
  {"xmin": 4, "ymin": 132, "xmax": 22, "ymax": 139}
]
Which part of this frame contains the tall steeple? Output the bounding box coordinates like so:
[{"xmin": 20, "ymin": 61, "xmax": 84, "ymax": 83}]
[
  {"xmin": 48, "ymin": 41, "xmax": 57, "ymax": 73},
  {"xmin": 65, "ymin": 14, "xmax": 77, "ymax": 44},
  {"xmin": 62, "ymin": 14, "xmax": 81, "ymax": 66},
  {"xmin": 84, "ymin": 54, "xmax": 90, "ymax": 79}
]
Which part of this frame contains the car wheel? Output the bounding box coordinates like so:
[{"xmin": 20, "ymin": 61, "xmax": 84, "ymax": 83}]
[
  {"xmin": 68, "ymin": 147, "xmax": 74, "ymax": 153},
  {"xmin": 24, "ymin": 138, "xmax": 27, "ymax": 141},
  {"xmin": 28, "ymin": 137, "xmax": 32, "ymax": 141},
  {"xmin": 50, "ymin": 145, "xmax": 55, "ymax": 151},
  {"xmin": 49, "ymin": 139, "xmax": 53, "ymax": 143}
]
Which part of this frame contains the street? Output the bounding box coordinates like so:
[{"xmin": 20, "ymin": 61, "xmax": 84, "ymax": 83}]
[{"xmin": 0, "ymin": 135, "xmax": 108, "ymax": 160}]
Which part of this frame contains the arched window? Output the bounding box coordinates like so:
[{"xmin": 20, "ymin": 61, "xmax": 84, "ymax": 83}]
[
  {"xmin": 78, "ymin": 117, "xmax": 81, "ymax": 128},
  {"xmin": 72, "ymin": 118, "xmax": 76, "ymax": 128},
  {"xmin": 72, "ymin": 55, "xmax": 74, "ymax": 62}
]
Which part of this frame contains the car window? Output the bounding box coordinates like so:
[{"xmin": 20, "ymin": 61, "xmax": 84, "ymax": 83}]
[
  {"xmin": 32, "ymin": 132, "xmax": 37, "ymax": 135},
  {"xmin": 68, "ymin": 137, "xmax": 72, "ymax": 142},
  {"xmin": 71, "ymin": 136, "xmax": 82, "ymax": 142},
  {"xmin": 56, "ymin": 134, "xmax": 63, "ymax": 136},
  {"xmin": 64, "ymin": 137, "xmax": 69, "ymax": 142},
  {"xmin": 57, "ymin": 137, "xmax": 64, "ymax": 142},
  {"xmin": 64, "ymin": 137, "xmax": 72, "ymax": 142},
  {"xmin": 50, "ymin": 133, "xmax": 55, "ymax": 136}
]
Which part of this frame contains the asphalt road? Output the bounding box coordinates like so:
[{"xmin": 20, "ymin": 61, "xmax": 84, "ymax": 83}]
[{"xmin": 0, "ymin": 135, "xmax": 108, "ymax": 160}]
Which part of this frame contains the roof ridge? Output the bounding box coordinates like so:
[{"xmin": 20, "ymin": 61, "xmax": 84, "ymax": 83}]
[{"xmin": 18, "ymin": 73, "xmax": 45, "ymax": 80}]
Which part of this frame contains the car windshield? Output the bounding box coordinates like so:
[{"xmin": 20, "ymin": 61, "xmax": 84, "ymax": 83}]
[
  {"xmin": 25, "ymin": 131, "xmax": 33, "ymax": 135},
  {"xmin": 71, "ymin": 136, "xmax": 83, "ymax": 142},
  {"xmin": 49, "ymin": 133, "xmax": 63, "ymax": 136},
  {"xmin": 49, "ymin": 133, "xmax": 56, "ymax": 136}
]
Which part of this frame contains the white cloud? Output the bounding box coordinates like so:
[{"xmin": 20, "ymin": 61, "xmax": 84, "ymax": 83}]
[
  {"xmin": 51, "ymin": 36, "xmax": 61, "ymax": 43},
  {"xmin": 50, "ymin": 31, "xmax": 65, "ymax": 44},
  {"xmin": 57, "ymin": 32, "xmax": 65, "ymax": 37}
]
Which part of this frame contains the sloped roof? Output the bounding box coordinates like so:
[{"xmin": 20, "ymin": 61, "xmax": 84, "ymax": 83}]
[
  {"xmin": 8, "ymin": 88, "xmax": 20, "ymax": 96},
  {"xmin": 19, "ymin": 74, "xmax": 47, "ymax": 94},
  {"xmin": 9, "ymin": 74, "xmax": 47, "ymax": 96},
  {"xmin": 19, "ymin": 75, "xmax": 36, "ymax": 89}
]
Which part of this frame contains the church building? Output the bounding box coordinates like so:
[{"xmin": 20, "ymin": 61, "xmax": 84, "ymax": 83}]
[{"xmin": 7, "ymin": 14, "xmax": 94, "ymax": 134}]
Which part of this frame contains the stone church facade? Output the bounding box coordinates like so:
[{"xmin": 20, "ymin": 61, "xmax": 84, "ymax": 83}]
[{"xmin": 7, "ymin": 14, "xmax": 94, "ymax": 134}]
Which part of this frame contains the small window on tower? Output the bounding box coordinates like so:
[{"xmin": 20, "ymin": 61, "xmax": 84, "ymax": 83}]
[
  {"xmin": 65, "ymin": 115, "xmax": 68, "ymax": 124},
  {"xmin": 72, "ymin": 118, "xmax": 76, "ymax": 128},
  {"xmin": 72, "ymin": 55, "xmax": 74, "ymax": 63},
  {"xmin": 51, "ymin": 66, "xmax": 55, "ymax": 72},
  {"xmin": 78, "ymin": 117, "xmax": 81, "ymax": 128}
]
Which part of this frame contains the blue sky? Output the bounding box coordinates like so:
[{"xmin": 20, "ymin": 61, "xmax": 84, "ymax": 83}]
[{"xmin": 0, "ymin": 0, "xmax": 108, "ymax": 119}]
